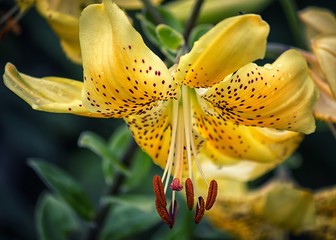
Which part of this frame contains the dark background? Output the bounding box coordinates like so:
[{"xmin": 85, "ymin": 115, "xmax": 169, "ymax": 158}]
[{"xmin": 0, "ymin": 0, "xmax": 336, "ymax": 239}]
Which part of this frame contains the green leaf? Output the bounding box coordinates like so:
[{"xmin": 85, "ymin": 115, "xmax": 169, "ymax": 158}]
[
  {"xmin": 36, "ymin": 193, "xmax": 79, "ymax": 240},
  {"xmin": 101, "ymin": 195, "xmax": 160, "ymax": 240},
  {"xmin": 188, "ymin": 24, "xmax": 213, "ymax": 48},
  {"xmin": 137, "ymin": 14, "xmax": 161, "ymax": 47},
  {"xmin": 156, "ymin": 24, "xmax": 185, "ymax": 51},
  {"xmin": 124, "ymin": 149, "xmax": 152, "ymax": 191},
  {"xmin": 78, "ymin": 131, "xmax": 130, "ymax": 180},
  {"xmin": 29, "ymin": 159, "xmax": 94, "ymax": 220},
  {"xmin": 107, "ymin": 125, "xmax": 132, "ymax": 159},
  {"xmin": 102, "ymin": 194, "xmax": 155, "ymax": 213}
]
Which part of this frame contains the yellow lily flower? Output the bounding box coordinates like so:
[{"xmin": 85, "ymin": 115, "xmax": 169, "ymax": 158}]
[
  {"xmin": 299, "ymin": 7, "xmax": 336, "ymax": 122},
  {"xmin": 4, "ymin": 0, "xmax": 317, "ymax": 227},
  {"xmin": 203, "ymin": 177, "xmax": 336, "ymax": 239},
  {"xmin": 15, "ymin": 0, "xmax": 162, "ymax": 64}
]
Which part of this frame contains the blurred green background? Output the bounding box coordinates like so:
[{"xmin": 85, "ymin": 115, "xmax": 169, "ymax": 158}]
[{"xmin": 0, "ymin": 0, "xmax": 336, "ymax": 239}]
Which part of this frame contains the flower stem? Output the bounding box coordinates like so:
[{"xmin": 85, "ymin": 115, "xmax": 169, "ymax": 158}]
[
  {"xmin": 85, "ymin": 138, "xmax": 138, "ymax": 240},
  {"xmin": 183, "ymin": 0, "xmax": 205, "ymax": 43},
  {"xmin": 142, "ymin": 0, "xmax": 164, "ymax": 24},
  {"xmin": 279, "ymin": 0, "xmax": 306, "ymax": 49}
]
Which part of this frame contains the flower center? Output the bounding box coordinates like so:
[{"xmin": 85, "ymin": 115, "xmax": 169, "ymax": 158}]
[{"xmin": 153, "ymin": 85, "xmax": 218, "ymax": 228}]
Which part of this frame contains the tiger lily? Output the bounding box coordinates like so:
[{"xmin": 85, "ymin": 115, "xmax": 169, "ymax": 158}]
[
  {"xmin": 299, "ymin": 7, "xmax": 336, "ymax": 122},
  {"xmin": 3, "ymin": 0, "xmax": 317, "ymax": 227}
]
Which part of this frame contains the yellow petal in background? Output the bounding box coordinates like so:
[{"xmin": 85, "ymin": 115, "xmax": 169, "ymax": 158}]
[
  {"xmin": 35, "ymin": 0, "xmax": 90, "ymax": 63},
  {"xmin": 299, "ymin": 7, "xmax": 336, "ymax": 39},
  {"xmin": 175, "ymin": 14, "xmax": 269, "ymax": 88},
  {"xmin": 253, "ymin": 182, "xmax": 316, "ymax": 231},
  {"xmin": 3, "ymin": 63, "xmax": 105, "ymax": 117},
  {"xmin": 80, "ymin": 0, "xmax": 177, "ymax": 118},
  {"xmin": 314, "ymin": 89, "xmax": 336, "ymax": 122},
  {"xmin": 201, "ymin": 50, "xmax": 318, "ymax": 134},
  {"xmin": 312, "ymin": 36, "xmax": 336, "ymax": 98}
]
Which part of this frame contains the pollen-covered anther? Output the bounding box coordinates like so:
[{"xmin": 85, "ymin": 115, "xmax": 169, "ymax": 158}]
[
  {"xmin": 205, "ymin": 180, "xmax": 218, "ymax": 210},
  {"xmin": 185, "ymin": 178, "xmax": 194, "ymax": 210},
  {"xmin": 194, "ymin": 196, "xmax": 205, "ymax": 224},
  {"xmin": 153, "ymin": 175, "xmax": 166, "ymax": 207},
  {"xmin": 170, "ymin": 178, "xmax": 183, "ymax": 191},
  {"xmin": 155, "ymin": 199, "xmax": 172, "ymax": 226}
]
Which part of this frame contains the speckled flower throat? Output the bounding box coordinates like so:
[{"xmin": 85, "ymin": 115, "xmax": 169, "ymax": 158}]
[{"xmin": 153, "ymin": 85, "xmax": 218, "ymax": 228}]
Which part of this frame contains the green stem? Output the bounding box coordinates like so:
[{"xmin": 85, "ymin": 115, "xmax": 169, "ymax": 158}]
[
  {"xmin": 85, "ymin": 138, "xmax": 138, "ymax": 240},
  {"xmin": 279, "ymin": 0, "xmax": 306, "ymax": 49},
  {"xmin": 142, "ymin": 0, "xmax": 163, "ymax": 24},
  {"xmin": 183, "ymin": 0, "xmax": 205, "ymax": 44}
]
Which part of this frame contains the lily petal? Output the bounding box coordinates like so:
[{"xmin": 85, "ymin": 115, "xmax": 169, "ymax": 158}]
[
  {"xmin": 314, "ymin": 89, "xmax": 336, "ymax": 122},
  {"xmin": 200, "ymin": 50, "xmax": 318, "ymax": 134},
  {"xmin": 3, "ymin": 63, "xmax": 104, "ymax": 117},
  {"xmin": 193, "ymin": 101, "xmax": 303, "ymax": 163},
  {"xmin": 80, "ymin": 0, "xmax": 177, "ymax": 118},
  {"xmin": 175, "ymin": 14, "xmax": 269, "ymax": 88},
  {"xmin": 200, "ymin": 158, "xmax": 277, "ymax": 182},
  {"xmin": 312, "ymin": 35, "xmax": 336, "ymax": 98},
  {"xmin": 124, "ymin": 100, "xmax": 173, "ymax": 171},
  {"xmin": 299, "ymin": 7, "xmax": 336, "ymax": 39}
]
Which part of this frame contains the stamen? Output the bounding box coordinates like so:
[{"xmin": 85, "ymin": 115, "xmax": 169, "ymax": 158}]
[
  {"xmin": 153, "ymin": 175, "xmax": 166, "ymax": 207},
  {"xmin": 170, "ymin": 178, "xmax": 183, "ymax": 191},
  {"xmin": 155, "ymin": 199, "xmax": 172, "ymax": 226},
  {"xmin": 185, "ymin": 178, "xmax": 194, "ymax": 210},
  {"xmin": 194, "ymin": 196, "xmax": 205, "ymax": 224},
  {"xmin": 205, "ymin": 180, "xmax": 218, "ymax": 210},
  {"xmin": 168, "ymin": 200, "xmax": 178, "ymax": 229}
]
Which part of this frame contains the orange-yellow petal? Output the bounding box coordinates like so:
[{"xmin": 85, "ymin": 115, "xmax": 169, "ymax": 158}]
[
  {"xmin": 80, "ymin": 0, "xmax": 178, "ymax": 118},
  {"xmin": 174, "ymin": 14, "xmax": 269, "ymax": 88},
  {"xmin": 3, "ymin": 63, "xmax": 105, "ymax": 117},
  {"xmin": 200, "ymin": 50, "xmax": 318, "ymax": 134}
]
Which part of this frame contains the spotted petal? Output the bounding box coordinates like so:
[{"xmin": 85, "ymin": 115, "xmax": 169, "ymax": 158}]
[
  {"xmin": 124, "ymin": 100, "xmax": 174, "ymax": 171},
  {"xmin": 174, "ymin": 14, "xmax": 269, "ymax": 88},
  {"xmin": 192, "ymin": 94, "xmax": 303, "ymax": 163},
  {"xmin": 80, "ymin": 0, "xmax": 177, "ymax": 118},
  {"xmin": 3, "ymin": 63, "xmax": 104, "ymax": 117},
  {"xmin": 200, "ymin": 50, "xmax": 318, "ymax": 134}
]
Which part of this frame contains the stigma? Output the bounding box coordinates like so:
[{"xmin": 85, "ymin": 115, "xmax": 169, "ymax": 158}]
[{"xmin": 152, "ymin": 86, "xmax": 218, "ymax": 228}]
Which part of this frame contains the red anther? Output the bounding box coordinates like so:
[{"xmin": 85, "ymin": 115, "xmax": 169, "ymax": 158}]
[
  {"xmin": 170, "ymin": 178, "xmax": 183, "ymax": 191},
  {"xmin": 153, "ymin": 175, "xmax": 166, "ymax": 207},
  {"xmin": 185, "ymin": 178, "xmax": 194, "ymax": 210},
  {"xmin": 194, "ymin": 196, "xmax": 205, "ymax": 224},
  {"xmin": 205, "ymin": 180, "xmax": 218, "ymax": 210},
  {"xmin": 155, "ymin": 199, "xmax": 172, "ymax": 226},
  {"xmin": 168, "ymin": 200, "xmax": 178, "ymax": 229}
]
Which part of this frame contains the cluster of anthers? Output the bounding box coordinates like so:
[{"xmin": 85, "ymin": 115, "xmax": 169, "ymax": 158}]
[{"xmin": 153, "ymin": 175, "xmax": 218, "ymax": 228}]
